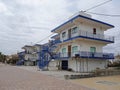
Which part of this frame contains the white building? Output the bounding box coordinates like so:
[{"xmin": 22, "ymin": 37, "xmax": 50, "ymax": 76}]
[
  {"xmin": 51, "ymin": 12, "xmax": 114, "ymax": 72},
  {"xmin": 22, "ymin": 45, "xmax": 36, "ymax": 66}
]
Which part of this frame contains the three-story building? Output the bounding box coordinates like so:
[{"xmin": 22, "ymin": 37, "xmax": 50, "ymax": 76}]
[{"xmin": 51, "ymin": 12, "xmax": 114, "ymax": 72}]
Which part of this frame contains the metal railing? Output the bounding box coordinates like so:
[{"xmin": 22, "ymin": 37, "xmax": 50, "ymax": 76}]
[
  {"xmin": 62, "ymin": 30, "xmax": 114, "ymax": 42},
  {"xmin": 55, "ymin": 51, "xmax": 114, "ymax": 59}
]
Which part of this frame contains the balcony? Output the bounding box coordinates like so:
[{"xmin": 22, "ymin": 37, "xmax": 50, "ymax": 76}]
[
  {"xmin": 62, "ymin": 30, "xmax": 114, "ymax": 43},
  {"xmin": 55, "ymin": 51, "xmax": 114, "ymax": 60}
]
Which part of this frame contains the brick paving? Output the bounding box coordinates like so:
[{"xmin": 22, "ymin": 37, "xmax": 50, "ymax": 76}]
[{"xmin": 0, "ymin": 64, "xmax": 94, "ymax": 90}]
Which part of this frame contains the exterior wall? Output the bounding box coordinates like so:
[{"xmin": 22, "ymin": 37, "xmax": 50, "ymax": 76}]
[
  {"xmin": 25, "ymin": 47, "xmax": 34, "ymax": 53},
  {"xmin": 60, "ymin": 22, "xmax": 105, "ymax": 42},
  {"xmin": 68, "ymin": 59, "xmax": 107, "ymax": 72},
  {"xmin": 48, "ymin": 60, "xmax": 59, "ymax": 70},
  {"xmin": 59, "ymin": 41, "xmax": 105, "ymax": 57},
  {"xmin": 24, "ymin": 60, "xmax": 36, "ymax": 66},
  {"xmin": 60, "ymin": 25, "xmax": 79, "ymax": 41},
  {"xmin": 79, "ymin": 22, "xmax": 104, "ymax": 35},
  {"xmin": 34, "ymin": 46, "xmax": 41, "ymax": 52}
]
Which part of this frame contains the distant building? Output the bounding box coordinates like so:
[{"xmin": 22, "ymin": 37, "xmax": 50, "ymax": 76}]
[{"xmin": 22, "ymin": 45, "xmax": 37, "ymax": 66}]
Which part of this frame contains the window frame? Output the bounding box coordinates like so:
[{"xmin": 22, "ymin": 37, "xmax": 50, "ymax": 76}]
[
  {"xmin": 90, "ymin": 47, "xmax": 96, "ymax": 53},
  {"xmin": 72, "ymin": 46, "xmax": 78, "ymax": 53},
  {"xmin": 62, "ymin": 32, "xmax": 66, "ymax": 38},
  {"xmin": 62, "ymin": 48, "xmax": 66, "ymax": 53},
  {"xmin": 72, "ymin": 27, "xmax": 78, "ymax": 34}
]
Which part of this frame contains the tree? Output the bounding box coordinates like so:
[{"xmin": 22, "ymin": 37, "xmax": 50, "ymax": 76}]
[{"xmin": 0, "ymin": 52, "xmax": 6, "ymax": 63}]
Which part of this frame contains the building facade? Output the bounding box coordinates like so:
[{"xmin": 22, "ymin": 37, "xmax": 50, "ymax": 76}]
[{"xmin": 51, "ymin": 12, "xmax": 114, "ymax": 72}]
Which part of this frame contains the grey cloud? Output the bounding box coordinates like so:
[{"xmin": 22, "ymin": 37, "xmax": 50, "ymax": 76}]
[{"xmin": 0, "ymin": 0, "xmax": 120, "ymax": 55}]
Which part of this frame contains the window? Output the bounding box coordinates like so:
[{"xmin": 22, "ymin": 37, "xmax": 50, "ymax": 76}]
[
  {"xmin": 72, "ymin": 27, "xmax": 78, "ymax": 34},
  {"xmin": 72, "ymin": 46, "xmax": 78, "ymax": 53},
  {"xmin": 93, "ymin": 28, "xmax": 96, "ymax": 34},
  {"xmin": 62, "ymin": 48, "xmax": 66, "ymax": 57},
  {"xmin": 62, "ymin": 48, "xmax": 66, "ymax": 53},
  {"xmin": 62, "ymin": 32, "xmax": 66, "ymax": 38},
  {"xmin": 90, "ymin": 47, "xmax": 96, "ymax": 53}
]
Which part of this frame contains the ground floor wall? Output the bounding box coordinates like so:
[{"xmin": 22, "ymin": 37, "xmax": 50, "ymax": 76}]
[
  {"xmin": 48, "ymin": 60, "xmax": 59, "ymax": 70},
  {"xmin": 46, "ymin": 58, "xmax": 108, "ymax": 72},
  {"xmin": 24, "ymin": 60, "xmax": 37, "ymax": 66},
  {"xmin": 68, "ymin": 58, "xmax": 107, "ymax": 72}
]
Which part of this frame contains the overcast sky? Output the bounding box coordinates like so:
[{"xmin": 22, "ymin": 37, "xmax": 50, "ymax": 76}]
[{"xmin": 0, "ymin": 0, "xmax": 120, "ymax": 55}]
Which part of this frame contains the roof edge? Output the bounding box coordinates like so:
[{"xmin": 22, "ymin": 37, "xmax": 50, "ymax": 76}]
[{"xmin": 51, "ymin": 14, "xmax": 114, "ymax": 32}]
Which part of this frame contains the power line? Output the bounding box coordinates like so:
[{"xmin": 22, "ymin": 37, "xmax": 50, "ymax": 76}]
[
  {"xmin": 87, "ymin": 12, "xmax": 120, "ymax": 17},
  {"xmin": 84, "ymin": 0, "xmax": 112, "ymax": 12},
  {"xmin": 35, "ymin": 33, "xmax": 54, "ymax": 44},
  {"xmin": 69, "ymin": 0, "xmax": 112, "ymax": 19}
]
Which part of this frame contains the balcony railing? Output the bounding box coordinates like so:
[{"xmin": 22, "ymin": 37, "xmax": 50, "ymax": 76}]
[
  {"xmin": 62, "ymin": 30, "xmax": 114, "ymax": 43},
  {"xmin": 55, "ymin": 51, "xmax": 114, "ymax": 59}
]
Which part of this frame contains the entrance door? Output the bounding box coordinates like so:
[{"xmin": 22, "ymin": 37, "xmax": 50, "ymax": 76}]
[
  {"xmin": 62, "ymin": 60, "xmax": 68, "ymax": 70},
  {"xmin": 68, "ymin": 45, "xmax": 71, "ymax": 57},
  {"xmin": 68, "ymin": 29, "xmax": 71, "ymax": 38}
]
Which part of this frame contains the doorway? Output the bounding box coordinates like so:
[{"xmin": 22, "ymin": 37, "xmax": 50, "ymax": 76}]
[
  {"xmin": 68, "ymin": 45, "xmax": 71, "ymax": 57},
  {"xmin": 61, "ymin": 60, "xmax": 68, "ymax": 70}
]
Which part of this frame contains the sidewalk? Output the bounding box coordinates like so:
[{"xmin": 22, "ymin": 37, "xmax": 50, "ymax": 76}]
[{"xmin": 16, "ymin": 66, "xmax": 90, "ymax": 80}]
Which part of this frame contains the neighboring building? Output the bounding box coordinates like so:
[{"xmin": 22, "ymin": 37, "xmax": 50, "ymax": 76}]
[
  {"xmin": 50, "ymin": 11, "xmax": 114, "ymax": 72},
  {"xmin": 17, "ymin": 51, "xmax": 25, "ymax": 65},
  {"xmin": 19, "ymin": 44, "xmax": 43, "ymax": 66},
  {"xmin": 22, "ymin": 45, "xmax": 37, "ymax": 66}
]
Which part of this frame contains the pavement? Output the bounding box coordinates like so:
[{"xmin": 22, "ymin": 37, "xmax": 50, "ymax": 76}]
[
  {"xmin": 70, "ymin": 75, "xmax": 120, "ymax": 90},
  {"xmin": 0, "ymin": 64, "xmax": 94, "ymax": 90},
  {"xmin": 17, "ymin": 66, "xmax": 89, "ymax": 80}
]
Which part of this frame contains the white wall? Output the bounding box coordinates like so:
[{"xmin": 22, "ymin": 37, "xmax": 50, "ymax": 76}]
[
  {"xmin": 78, "ymin": 41, "xmax": 104, "ymax": 52},
  {"xmin": 59, "ymin": 21, "xmax": 105, "ymax": 42},
  {"xmin": 79, "ymin": 23, "xmax": 104, "ymax": 34},
  {"xmin": 68, "ymin": 59, "xmax": 107, "ymax": 72},
  {"xmin": 59, "ymin": 40, "xmax": 105, "ymax": 56},
  {"xmin": 34, "ymin": 46, "xmax": 41, "ymax": 52}
]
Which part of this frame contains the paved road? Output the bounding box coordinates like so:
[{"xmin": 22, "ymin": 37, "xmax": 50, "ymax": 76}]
[{"xmin": 0, "ymin": 64, "xmax": 94, "ymax": 90}]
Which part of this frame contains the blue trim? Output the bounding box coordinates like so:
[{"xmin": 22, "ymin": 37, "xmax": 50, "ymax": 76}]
[
  {"xmin": 80, "ymin": 56, "xmax": 114, "ymax": 59},
  {"xmin": 51, "ymin": 15, "xmax": 114, "ymax": 32},
  {"xmin": 56, "ymin": 52, "xmax": 114, "ymax": 60},
  {"xmin": 63, "ymin": 36, "xmax": 114, "ymax": 43}
]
